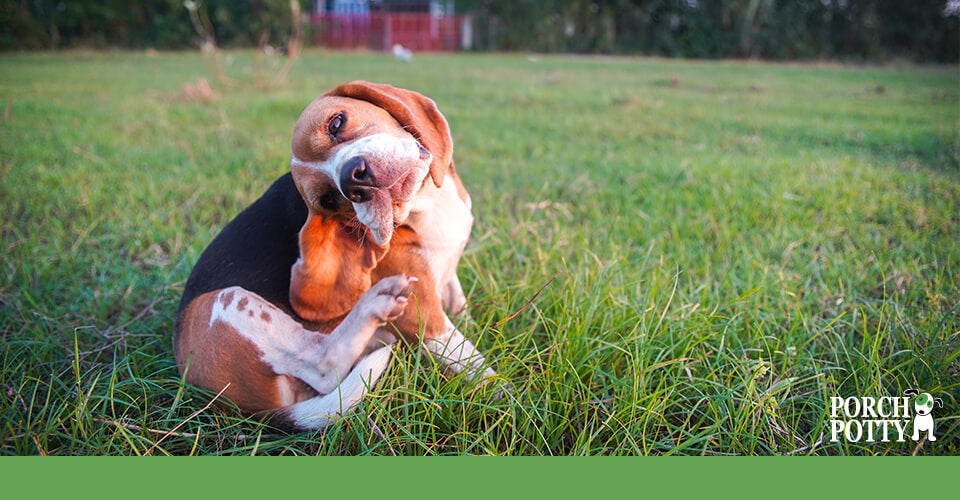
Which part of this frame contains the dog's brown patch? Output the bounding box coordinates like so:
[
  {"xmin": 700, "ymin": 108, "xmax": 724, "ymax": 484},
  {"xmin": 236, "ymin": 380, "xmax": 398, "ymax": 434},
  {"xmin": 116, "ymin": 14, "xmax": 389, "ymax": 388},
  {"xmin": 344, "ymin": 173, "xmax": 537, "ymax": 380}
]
[{"xmin": 220, "ymin": 290, "xmax": 235, "ymax": 307}]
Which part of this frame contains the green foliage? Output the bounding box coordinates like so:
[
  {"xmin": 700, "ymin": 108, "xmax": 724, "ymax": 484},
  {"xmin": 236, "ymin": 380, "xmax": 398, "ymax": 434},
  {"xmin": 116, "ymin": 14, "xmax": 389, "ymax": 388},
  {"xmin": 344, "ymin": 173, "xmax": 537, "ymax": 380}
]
[
  {"xmin": 466, "ymin": 0, "xmax": 959, "ymax": 62},
  {"xmin": 1, "ymin": 1, "xmax": 958, "ymax": 61},
  {"xmin": 0, "ymin": 0, "xmax": 307, "ymax": 50},
  {"xmin": 0, "ymin": 51, "xmax": 957, "ymax": 455}
]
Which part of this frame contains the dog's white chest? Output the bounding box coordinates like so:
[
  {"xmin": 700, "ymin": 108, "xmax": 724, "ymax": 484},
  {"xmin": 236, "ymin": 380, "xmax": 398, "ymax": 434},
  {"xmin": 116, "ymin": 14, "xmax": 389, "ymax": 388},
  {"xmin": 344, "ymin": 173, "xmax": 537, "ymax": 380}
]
[{"xmin": 406, "ymin": 176, "xmax": 473, "ymax": 296}]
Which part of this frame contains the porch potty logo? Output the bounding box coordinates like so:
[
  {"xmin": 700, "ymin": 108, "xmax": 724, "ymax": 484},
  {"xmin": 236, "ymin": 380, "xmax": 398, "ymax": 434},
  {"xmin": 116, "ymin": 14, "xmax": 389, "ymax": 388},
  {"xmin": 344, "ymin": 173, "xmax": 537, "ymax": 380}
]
[{"xmin": 829, "ymin": 389, "xmax": 943, "ymax": 443}]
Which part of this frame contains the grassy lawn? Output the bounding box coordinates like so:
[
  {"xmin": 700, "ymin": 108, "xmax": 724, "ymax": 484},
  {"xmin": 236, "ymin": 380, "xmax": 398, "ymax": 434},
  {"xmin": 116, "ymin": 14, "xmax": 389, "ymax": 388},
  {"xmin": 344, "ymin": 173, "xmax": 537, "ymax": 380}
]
[{"xmin": 0, "ymin": 50, "xmax": 957, "ymax": 455}]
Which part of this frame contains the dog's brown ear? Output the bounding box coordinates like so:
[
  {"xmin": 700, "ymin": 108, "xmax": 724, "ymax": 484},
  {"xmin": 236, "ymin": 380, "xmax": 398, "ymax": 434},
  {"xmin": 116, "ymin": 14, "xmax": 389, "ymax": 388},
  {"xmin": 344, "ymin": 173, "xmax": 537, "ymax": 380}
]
[
  {"xmin": 325, "ymin": 81, "xmax": 454, "ymax": 187},
  {"xmin": 290, "ymin": 213, "xmax": 387, "ymax": 323}
]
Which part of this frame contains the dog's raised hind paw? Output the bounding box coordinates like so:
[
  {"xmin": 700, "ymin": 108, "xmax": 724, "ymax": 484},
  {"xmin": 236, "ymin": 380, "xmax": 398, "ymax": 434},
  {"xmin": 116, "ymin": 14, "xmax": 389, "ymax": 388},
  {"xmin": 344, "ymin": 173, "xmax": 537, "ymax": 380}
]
[{"xmin": 363, "ymin": 274, "xmax": 417, "ymax": 323}]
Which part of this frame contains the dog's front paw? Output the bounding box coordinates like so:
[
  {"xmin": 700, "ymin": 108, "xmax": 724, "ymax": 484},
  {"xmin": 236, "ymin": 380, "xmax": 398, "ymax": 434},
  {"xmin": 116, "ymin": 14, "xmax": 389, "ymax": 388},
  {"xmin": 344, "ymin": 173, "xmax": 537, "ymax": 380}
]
[{"xmin": 364, "ymin": 274, "xmax": 417, "ymax": 323}]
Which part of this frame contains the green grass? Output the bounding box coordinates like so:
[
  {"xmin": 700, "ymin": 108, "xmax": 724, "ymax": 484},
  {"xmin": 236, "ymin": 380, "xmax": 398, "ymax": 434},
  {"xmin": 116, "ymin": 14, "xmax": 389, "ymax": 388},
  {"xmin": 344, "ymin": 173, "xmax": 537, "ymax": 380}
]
[{"xmin": 1, "ymin": 50, "xmax": 957, "ymax": 455}]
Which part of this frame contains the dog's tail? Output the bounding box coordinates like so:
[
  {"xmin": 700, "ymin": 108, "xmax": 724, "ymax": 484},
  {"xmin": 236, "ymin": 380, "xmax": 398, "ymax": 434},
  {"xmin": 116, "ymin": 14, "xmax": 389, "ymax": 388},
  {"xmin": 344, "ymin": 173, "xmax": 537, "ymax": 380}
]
[{"xmin": 271, "ymin": 345, "xmax": 393, "ymax": 431}]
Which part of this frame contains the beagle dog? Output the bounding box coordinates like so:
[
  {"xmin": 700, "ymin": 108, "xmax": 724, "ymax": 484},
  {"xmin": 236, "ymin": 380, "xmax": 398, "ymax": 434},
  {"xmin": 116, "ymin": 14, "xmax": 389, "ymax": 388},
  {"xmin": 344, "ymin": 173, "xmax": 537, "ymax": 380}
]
[{"xmin": 174, "ymin": 81, "xmax": 496, "ymax": 431}]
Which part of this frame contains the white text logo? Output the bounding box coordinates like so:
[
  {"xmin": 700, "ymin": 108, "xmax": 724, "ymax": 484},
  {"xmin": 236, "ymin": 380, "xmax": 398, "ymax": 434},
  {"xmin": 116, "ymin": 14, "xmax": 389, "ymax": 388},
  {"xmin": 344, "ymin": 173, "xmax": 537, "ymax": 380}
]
[{"xmin": 828, "ymin": 390, "xmax": 942, "ymax": 443}]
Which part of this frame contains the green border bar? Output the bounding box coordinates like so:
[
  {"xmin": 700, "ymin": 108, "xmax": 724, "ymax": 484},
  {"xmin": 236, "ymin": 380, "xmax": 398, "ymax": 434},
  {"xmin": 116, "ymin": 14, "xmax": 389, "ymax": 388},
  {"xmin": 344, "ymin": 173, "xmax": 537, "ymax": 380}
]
[{"xmin": 3, "ymin": 457, "xmax": 955, "ymax": 497}]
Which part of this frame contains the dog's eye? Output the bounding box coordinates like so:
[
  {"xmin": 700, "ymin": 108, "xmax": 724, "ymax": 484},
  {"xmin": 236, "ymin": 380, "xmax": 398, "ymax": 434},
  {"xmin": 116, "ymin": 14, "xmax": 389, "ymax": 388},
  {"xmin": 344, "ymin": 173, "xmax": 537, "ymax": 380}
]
[{"xmin": 327, "ymin": 113, "xmax": 346, "ymax": 137}]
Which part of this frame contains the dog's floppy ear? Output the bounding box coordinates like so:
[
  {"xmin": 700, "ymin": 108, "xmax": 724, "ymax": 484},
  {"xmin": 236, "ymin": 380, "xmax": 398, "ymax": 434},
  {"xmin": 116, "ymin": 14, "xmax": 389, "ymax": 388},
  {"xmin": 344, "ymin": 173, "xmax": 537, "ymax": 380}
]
[
  {"xmin": 325, "ymin": 81, "xmax": 454, "ymax": 187},
  {"xmin": 290, "ymin": 212, "xmax": 387, "ymax": 323}
]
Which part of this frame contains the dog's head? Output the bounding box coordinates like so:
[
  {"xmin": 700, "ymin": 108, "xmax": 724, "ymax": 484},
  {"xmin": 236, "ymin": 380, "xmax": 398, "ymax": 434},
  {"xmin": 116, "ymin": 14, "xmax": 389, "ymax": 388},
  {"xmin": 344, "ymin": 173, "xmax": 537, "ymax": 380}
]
[
  {"xmin": 913, "ymin": 392, "xmax": 935, "ymax": 416},
  {"xmin": 290, "ymin": 81, "xmax": 454, "ymax": 245}
]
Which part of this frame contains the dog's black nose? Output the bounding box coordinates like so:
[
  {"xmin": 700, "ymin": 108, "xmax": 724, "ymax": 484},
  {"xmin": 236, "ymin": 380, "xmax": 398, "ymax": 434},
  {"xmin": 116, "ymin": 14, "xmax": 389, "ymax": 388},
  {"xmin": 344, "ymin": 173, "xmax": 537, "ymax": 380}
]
[{"xmin": 340, "ymin": 156, "xmax": 376, "ymax": 203}]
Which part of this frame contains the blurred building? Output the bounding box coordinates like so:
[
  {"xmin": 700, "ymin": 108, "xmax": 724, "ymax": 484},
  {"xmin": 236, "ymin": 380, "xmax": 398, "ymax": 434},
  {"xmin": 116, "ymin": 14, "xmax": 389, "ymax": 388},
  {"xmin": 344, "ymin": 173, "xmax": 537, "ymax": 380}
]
[{"xmin": 312, "ymin": 0, "xmax": 468, "ymax": 52}]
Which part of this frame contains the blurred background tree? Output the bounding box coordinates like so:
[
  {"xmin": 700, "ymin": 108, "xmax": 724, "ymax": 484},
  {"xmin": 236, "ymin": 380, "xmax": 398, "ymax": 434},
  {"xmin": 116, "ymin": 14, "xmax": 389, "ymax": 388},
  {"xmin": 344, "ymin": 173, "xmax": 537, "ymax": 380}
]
[
  {"xmin": 0, "ymin": 0, "xmax": 307, "ymax": 51},
  {"xmin": 460, "ymin": 0, "xmax": 958, "ymax": 62},
  {"xmin": 1, "ymin": 0, "xmax": 957, "ymax": 62}
]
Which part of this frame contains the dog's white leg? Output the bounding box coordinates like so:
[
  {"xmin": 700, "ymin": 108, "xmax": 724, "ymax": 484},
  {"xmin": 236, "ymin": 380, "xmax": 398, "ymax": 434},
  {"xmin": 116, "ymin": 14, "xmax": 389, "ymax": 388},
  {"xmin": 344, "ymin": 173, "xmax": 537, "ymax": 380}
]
[
  {"xmin": 209, "ymin": 275, "xmax": 413, "ymax": 396},
  {"xmin": 308, "ymin": 275, "xmax": 414, "ymax": 391},
  {"xmin": 423, "ymin": 318, "xmax": 497, "ymax": 381},
  {"xmin": 280, "ymin": 345, "xmax": 393, "ymax": 430}
]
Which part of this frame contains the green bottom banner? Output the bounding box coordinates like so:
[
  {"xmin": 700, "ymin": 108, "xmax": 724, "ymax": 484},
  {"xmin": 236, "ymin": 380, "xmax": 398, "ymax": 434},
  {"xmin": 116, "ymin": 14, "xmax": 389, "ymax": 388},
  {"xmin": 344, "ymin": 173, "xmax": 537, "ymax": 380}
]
[{"xmin": 2, "ymin": 457, "xmax": 955, "ymax": 497}]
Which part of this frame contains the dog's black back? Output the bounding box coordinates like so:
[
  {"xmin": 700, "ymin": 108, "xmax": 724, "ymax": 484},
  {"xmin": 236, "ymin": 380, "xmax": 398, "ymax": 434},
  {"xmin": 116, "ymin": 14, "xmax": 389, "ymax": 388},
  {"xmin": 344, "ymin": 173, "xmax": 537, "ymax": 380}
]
[{"xmin": 176, "ymin": 173, "xmax": 306, "ymax": 328}]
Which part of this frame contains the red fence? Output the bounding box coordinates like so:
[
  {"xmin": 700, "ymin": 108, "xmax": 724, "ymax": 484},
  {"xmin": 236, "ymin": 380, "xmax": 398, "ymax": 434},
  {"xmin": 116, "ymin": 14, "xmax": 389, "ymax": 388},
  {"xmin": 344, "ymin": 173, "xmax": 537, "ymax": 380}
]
[{"xmin": 311, "ymin": 13, "xmax": 463, "ymax": 52}]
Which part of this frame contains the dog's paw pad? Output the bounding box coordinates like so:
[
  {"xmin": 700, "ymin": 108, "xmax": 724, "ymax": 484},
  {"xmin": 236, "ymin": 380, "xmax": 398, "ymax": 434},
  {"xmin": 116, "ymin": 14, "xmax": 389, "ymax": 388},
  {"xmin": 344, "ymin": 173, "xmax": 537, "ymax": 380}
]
[
  {"xmin": 368, "ymin": 275, "xmax": 417, "ymax": 321},
  {"xmin": 378, "ymin": 275, "xmax": 416, "ymax": 298}
]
